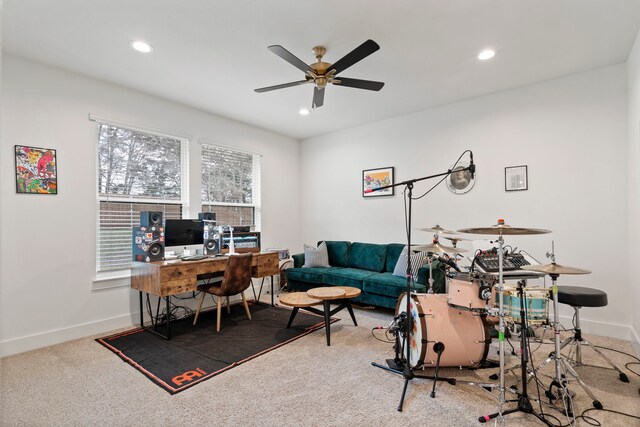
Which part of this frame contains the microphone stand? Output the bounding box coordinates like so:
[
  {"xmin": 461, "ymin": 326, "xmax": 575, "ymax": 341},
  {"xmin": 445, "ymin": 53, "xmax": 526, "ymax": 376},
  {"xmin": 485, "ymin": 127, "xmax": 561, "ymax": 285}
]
[{"xmin": 370, "ymin": 164, "xmax": 472, "ymax": 411}]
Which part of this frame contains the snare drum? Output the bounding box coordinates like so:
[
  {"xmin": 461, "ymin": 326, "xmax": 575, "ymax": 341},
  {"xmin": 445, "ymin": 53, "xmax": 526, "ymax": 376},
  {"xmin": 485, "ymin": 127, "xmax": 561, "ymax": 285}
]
[
  {"xmin": 396, "ymin": 292, "xmax": 490, "ymax": 369},
  {"xmin": 500, "ymin": 287, "xmax": 550, "ymax": 325}
]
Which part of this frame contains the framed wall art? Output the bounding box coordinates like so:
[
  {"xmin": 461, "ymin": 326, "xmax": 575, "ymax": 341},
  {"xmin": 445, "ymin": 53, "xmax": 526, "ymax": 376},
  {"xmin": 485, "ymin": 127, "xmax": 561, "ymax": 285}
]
[
  {"xmin": 15, "ymin": 145, "xmax": 58, "ymax": 194},
  {"xmin": 505, "ymin": 165, "xmax": 528, "ymax": 192},
  {"xmin": 363, "ymin": 166, "xmax": 394, "ymax": 197}
]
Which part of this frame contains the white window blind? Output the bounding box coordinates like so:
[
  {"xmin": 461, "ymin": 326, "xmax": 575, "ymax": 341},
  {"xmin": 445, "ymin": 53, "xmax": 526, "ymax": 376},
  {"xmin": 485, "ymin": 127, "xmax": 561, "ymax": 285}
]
[
  {"xmin": 201, "ymin": 144, "xmax": 261, "ymax": 228},
  {"xmin": 97, "ymin": 124, "xmax": 188, "ymax": 272}
]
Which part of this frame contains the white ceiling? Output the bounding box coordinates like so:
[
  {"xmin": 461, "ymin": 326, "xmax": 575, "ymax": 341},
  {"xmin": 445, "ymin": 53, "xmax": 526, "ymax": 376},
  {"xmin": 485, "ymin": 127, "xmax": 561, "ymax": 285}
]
[{"xmin": 4, "ymin": 1, "xmax": 640, "ymax": 140}]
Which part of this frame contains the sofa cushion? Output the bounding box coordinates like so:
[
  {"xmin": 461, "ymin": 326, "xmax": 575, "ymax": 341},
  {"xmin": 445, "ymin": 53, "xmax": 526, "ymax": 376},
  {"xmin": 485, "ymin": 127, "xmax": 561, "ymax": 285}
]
[
  {"xmin": 347, "ymin": 242, "xmax": 387, "ymax": 272},
  {"xmin": 286, "ymin": 267, "xmax": 339, "ymax": 285},
  {"xmin": 321, "ymin": 268, "xmax": 377, "ymax": 289},
  {"xmin": 392, "ymin": 247, "xmax": 429, "ymax": 281},
  {"xmin": 302, "ymin": 242, "xmax": 330, "ymax": 267},
  {"xmin": 385, "ymin": 243, "xmax": 405, "ymax": 272},
  {"xmin": 292, "ymin": 253, "xmax": 305, "ymax": 268},
  {"xmin": 320, "ymin": 241, "xmax": 351, "ymax": 267},
  {"xmin": 363, "ymin": 272, "xmax": 427, "ymax": 298}
]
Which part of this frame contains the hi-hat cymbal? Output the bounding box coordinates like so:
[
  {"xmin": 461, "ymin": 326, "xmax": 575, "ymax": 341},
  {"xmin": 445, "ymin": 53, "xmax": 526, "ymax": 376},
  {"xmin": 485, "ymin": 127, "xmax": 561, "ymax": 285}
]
[
  {"xmin": 458, "ymin": 219, "xmax": 551, "ymax": 236},
  {"xmin": 416, "ymin": 224, "xmax": 456, "ymax": 234},
  {"xmin": 413, "ymin": 242, "xmax": 468, "ymax": 254},
  {"xmin": 521, "ymin": 263, "xmax": 591, "ymax": 275}
]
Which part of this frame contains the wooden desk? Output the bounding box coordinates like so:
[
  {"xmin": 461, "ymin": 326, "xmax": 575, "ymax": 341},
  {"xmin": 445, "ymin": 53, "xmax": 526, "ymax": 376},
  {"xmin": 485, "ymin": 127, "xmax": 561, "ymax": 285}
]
[{"xmin": 132, "ymin": 252, "xmax": 279, "ymax": 339}]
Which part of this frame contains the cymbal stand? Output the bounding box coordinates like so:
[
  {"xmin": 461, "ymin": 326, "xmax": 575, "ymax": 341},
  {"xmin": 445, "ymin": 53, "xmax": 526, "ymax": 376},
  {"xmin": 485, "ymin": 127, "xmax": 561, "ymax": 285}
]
[
  {"xmin": 477, "ymin": 233, "xmax": 508, "ymax": 421},
  {"xmin": 532, "ymin": 273, "xmax": 602, "ymax": 414},
  {"xmin": 427, "ymin": 254, "xmax": 435, "ymax": 293}
]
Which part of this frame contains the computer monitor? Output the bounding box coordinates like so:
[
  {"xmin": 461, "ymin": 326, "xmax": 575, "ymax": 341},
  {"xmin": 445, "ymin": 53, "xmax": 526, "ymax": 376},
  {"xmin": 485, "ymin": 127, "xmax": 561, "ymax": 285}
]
[{"xmin": 164, "ymin": 219, "xmax": 204, "ymax": 254}]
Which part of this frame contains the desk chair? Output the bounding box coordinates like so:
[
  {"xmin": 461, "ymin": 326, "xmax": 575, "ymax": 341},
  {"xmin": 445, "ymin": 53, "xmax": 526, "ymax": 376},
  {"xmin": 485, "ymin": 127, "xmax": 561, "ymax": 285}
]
[{"xmin": 193, "ymin": 253, "xmax": 254, "ymax": 332}]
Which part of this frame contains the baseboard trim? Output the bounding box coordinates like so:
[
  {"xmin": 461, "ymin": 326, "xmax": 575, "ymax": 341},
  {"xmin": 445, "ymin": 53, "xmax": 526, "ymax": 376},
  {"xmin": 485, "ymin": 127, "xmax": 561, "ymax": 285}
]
[
  {"xmin": 0, "ymin": 313, "xmax": 136, "ymax": 358},
  {"xmin": 2, "ymin": 300, "xmax": 631, "ymax": 358},
  {"xmin": 558, "ymin": 315, "xmax": 633, "ymax": 341},
  {"xmin": 631, "ymin": 326, "xmax": 640, "ymax": 357},
  {"xmin": 1, "ymin": 282, "xmax": 269, "ymax": 358}
]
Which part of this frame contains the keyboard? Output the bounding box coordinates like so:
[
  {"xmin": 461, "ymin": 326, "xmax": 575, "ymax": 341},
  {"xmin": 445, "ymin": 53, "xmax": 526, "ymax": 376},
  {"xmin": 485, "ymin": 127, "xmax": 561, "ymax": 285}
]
[{"xmin": 180, "ymin": 255, "xmax": 207, "ymax": 261}]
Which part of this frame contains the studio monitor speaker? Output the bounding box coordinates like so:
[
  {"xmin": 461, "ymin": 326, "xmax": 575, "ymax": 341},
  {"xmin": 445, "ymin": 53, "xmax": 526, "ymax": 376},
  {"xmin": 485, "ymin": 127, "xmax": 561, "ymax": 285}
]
[
  {"xmin": 203, "ymin": 223, "xmax": 220, "ymax": 255},
  {"xmin": 198, "ymin": 212, "xmax": 216, "ymax": 222},
  {"xmin": 140, "ymin": 211, "xmax": 163, "ymax": 227},
  {"xmin": 132, "ymin": 225, "xmax": 165, "ymax": 262}
]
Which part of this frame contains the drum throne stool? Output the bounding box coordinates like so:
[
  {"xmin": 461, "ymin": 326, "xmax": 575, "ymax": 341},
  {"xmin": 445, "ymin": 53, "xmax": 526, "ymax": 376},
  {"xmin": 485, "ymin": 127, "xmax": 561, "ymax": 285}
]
[{"xmin": 556, "ymin": 285, "xmax": 629, "ymax": 383}]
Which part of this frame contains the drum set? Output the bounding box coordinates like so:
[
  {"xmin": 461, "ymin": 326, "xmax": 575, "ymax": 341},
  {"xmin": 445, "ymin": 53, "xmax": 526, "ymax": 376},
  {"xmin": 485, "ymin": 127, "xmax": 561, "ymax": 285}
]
[{"xmin": 386, "ymin": 220, "xmax": 593, "ymax": 423}]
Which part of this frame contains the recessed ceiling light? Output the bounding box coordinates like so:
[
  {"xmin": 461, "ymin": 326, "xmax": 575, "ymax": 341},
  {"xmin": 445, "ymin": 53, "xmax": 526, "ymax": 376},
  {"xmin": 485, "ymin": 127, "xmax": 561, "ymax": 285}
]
[
  {"xmin": 478, "ymin": 49, "xmax": 496, "ymax": 61},
  {"xmin": 131, "ymin": 40, "xmax": 153, "ymax": 54},
  {"xmin": 299, "ymin": 108, "xmax": 310, "ymax": 116}
]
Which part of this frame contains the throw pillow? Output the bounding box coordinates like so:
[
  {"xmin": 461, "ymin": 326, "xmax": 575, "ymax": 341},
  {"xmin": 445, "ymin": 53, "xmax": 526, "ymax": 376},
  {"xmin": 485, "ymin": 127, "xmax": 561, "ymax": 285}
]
[
  {"xmin": 302, "ymin": 241, "xmax": 330, "ymax": 268},
  {"xmin": 392, "ymin": 246, "xmax": 429, "ymax": 281}
]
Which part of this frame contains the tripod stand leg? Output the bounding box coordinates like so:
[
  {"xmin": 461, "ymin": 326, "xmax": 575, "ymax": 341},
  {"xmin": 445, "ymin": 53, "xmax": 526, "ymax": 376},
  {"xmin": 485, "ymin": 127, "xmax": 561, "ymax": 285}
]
[
  {"xmin": 397, "ymin": 378, "xmax": 410, "ymax": 412},
  {"xmin": 478, "ymin": 407, "xmax": 519, "ymax": 423},
  {"xmin": 430, "ymin": 343, "xmax": 445, "ymax": 398},
  {"xmin": 560, "ymin": 358, "xmax": 603, "ymax": 409},
  {"xmin": 582, "ymin": 339, "xmax": 629, "ymax": 382}
]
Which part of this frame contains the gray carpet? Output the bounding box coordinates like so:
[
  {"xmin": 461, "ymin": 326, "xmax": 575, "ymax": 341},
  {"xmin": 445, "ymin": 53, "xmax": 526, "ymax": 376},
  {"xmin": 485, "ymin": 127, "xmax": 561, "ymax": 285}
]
[{"xmin": 1, "ymin": 301, "xmax": 639, "ymax": 426}]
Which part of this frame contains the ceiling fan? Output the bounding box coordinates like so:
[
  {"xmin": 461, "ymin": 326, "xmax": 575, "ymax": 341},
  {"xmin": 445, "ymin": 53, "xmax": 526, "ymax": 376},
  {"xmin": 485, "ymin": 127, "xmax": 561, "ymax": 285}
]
[{"xmin": 254, "ymin": 39, "xmax": 385, "ymax": 109}]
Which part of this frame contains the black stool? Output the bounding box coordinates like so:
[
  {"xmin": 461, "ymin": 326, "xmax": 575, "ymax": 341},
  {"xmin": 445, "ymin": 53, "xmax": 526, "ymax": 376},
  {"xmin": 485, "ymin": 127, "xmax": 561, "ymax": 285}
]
[{"xmin": 556, "ymin": 286, "xmax": 629, "ymax": 383}]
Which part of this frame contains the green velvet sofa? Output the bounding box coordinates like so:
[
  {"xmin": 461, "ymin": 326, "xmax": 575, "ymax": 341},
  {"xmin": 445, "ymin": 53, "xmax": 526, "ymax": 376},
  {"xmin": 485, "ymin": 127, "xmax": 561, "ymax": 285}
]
[{"xmin": 285, "ymin": 241, "xmax": 446, "ymax": 309}]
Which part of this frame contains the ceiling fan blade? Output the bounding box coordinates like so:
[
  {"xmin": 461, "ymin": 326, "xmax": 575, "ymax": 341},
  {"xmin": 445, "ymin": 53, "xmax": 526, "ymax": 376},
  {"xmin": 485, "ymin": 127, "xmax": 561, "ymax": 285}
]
[
  {"xmin": 312, "ymin": 87, "xmax": 325, "ymax": 108},
  {"xmin": 328, "ymin": 39, "xmax": 380, "ymax": 75},
  {"xmin": 254, "ymin": 80, "xmax": 310, "ymax": 93},
  {"xmin": 267, "ymin": 45, "xmax": 314, "ymax": 74},
  {"xmin": 333, "ymin": 77, "xmax": 385, "ymax": 91}
]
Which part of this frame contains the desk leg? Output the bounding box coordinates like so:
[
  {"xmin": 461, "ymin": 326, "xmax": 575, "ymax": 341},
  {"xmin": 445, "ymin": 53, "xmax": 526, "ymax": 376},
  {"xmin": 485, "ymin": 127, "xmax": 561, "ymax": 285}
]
[
  {"xmin": 165, "ymin": 296, "xmax": 171, "ymax": 340},
  {"xmin": 140, "ymin": 292, "xmax": 171, "ymax": 341},
  {"xmin": 255, "ymin": 277, "xmax": 266, "ymax": 305},
  {"xmin": 139, "ymin": 291, "xmax": 143, "ymax": 327},
  {"xmin": 323, "ymin": 300, "xmax": 331, "ymax": 346},
  {"xmin": 251, "ymin": 281, "xmax": 257, "ymax": 302}
]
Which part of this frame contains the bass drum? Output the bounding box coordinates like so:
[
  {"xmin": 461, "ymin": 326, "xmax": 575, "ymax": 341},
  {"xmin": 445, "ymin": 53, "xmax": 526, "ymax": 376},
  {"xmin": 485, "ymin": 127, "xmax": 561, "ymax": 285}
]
[{"xmin": 395, "ymin": 292, "xmax": 491, "ymax": 369}]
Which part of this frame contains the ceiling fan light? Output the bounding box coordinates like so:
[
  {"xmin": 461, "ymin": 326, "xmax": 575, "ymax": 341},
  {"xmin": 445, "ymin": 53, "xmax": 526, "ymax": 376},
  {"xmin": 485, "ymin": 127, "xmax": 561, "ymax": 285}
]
[
  {"xmin": 299, "ymin": 108, "xmax": 310, "ymax": 116},
  {"xmin": 478, "ymin": 49, "xmax": 496, "ymax": 61},
  {"xmin": 131, "ymin": 40, "xmax": 153, "ymax": 53}
]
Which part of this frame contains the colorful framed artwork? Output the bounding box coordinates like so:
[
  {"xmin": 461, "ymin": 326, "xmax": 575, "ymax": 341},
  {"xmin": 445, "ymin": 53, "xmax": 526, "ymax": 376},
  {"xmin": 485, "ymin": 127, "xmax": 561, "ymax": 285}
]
[
  {"xmin": 363, "ymin": 166, "xmax": 394, "ymax": 197},
  {"xmin": 15, "ymin": 145, "xmax": 58, "ymax": 194},
  {"xmin": 505, "ymin": 165, "xmax": 528, "ymax": 192}
]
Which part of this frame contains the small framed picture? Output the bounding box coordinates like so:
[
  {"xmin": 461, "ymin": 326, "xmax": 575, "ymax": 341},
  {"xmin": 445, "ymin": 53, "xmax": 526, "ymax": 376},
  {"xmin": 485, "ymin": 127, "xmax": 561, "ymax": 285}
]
[
  {"xmin": 505, "ymin": 165, "xmax": 528, "ymax": 192},
  {"xmin": 15, "ymin": 145, "xmax": 58, "ymax": 194},
  {"xmin": 363, "ymin": 166, "xmax": 394, "ymax": 197}
]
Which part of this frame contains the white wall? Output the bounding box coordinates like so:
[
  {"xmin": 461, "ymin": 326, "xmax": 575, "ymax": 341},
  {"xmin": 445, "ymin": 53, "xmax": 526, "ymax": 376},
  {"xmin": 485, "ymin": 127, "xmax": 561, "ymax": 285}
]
[
  {"xmin": 301, "ymin": 65, "xmax": 631, "ymax": 340},
  {"xmin": 628, "ymin": 30, "xmax": 640, "ymax": 349},
  {"xmin": 0, "ymin": 55, "xmax": 300, "ymax": 356}
]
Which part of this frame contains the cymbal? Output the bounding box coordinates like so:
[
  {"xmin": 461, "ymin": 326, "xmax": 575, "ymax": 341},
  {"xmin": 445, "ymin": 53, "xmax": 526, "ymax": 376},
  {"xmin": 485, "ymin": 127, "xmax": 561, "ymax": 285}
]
[
  {"xmin": 416, "ymin": 224, "xmax": 456, "ymax": 234},
  {"xmin": 443, "ymin": 235, "xmax": 473, "ymax": 242},
  {"xmin": 521, "ymin": 263, "xmax": 591, "ymax": 275},
  {"xmin": 413, "ymin": 242, "xmax": 468, "ymax": 254},
  {"xmin": 458, "ymin": 219, "xmax": 551, "ymax": 236}
]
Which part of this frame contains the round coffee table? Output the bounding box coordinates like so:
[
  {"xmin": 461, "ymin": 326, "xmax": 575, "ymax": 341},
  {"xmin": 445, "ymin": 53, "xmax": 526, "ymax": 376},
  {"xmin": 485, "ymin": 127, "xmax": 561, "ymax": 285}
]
[{"xmin": 283, "ymin": 286, "xmax": 361, "ymax": 346}]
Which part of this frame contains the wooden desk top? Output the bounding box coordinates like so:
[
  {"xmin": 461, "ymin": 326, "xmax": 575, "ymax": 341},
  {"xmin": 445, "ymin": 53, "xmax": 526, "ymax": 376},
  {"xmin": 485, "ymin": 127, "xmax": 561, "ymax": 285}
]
[{"xmin": 132, "ymin": 251, "xmax": 278, "ymax": 297}]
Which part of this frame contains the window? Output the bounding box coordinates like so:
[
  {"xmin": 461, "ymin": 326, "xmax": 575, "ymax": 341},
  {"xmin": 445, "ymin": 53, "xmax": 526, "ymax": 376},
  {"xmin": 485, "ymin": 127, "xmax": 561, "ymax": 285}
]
[
  {"xmin": 97, "ymin": 124, "xmax": 187, "ymax": 272},
  {"xmin": 201, "ymin": 144, "xmax": 261, "ymax": 228}
]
